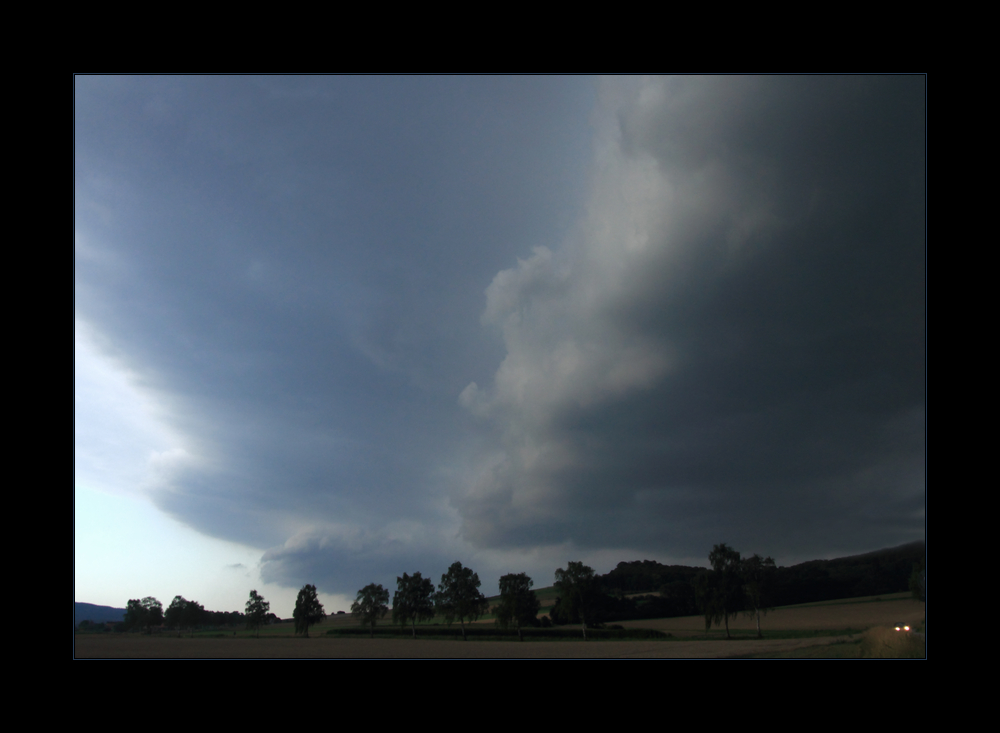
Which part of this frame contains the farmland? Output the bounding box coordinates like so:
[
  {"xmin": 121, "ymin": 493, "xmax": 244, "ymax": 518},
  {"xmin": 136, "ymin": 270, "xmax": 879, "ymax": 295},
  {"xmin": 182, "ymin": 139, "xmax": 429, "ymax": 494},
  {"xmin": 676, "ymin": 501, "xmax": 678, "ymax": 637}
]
[{"xmin": 74, "ymin": 591, "xmax": 924, "ymax": 658}]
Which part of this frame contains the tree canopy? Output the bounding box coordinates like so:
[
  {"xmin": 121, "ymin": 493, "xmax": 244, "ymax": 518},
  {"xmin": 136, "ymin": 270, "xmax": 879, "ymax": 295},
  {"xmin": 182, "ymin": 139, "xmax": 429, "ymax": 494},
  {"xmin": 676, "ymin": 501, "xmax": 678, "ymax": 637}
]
[
  {"xmin": 164, "ymin": 595, "xmax": 205, "ymax": 630},
  {"xmin": 293, "ymin": 584, "xmax": 326, "ymax": 637},
  {"xmin": 245, "ymin": 590, "xmax": 270, "ymax": 638},
  {"xmin": 393, "ymin": 572, "xmax": 435, "ymax": 637},
  {"xmin": 124, "ymin": 596, "xmax": 163, "ymax": 634},
  {"xmin": 123, "ymin": 599, "xmax": 144, "ymax": 632},
  {"xmin": 495, "ymin": 572, "xmax": 541, "ymax": 641},
  {"xmin": 554, "ymin": 561, "xmax": 598, "ymax": 639},
  {"xmin": 352, "ymin": 583, "xmax": 390, "ymax": 638},
  {"xmin": 434, "ymin": 561, "xmax": 490, "ymax": 640}
]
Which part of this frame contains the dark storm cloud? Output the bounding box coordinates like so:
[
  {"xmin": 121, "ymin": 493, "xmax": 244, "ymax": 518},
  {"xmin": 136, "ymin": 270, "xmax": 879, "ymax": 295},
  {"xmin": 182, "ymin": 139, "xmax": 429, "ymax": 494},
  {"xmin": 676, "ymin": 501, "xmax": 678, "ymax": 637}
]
[
  {"xmin": 458, "ymin": 76, "xmax": 924, "ymax": 562},
  {"xmin": 75, "ymin": 76, "xmax": 596, "ymax": 593},
  {"xmin": 77, "ymin": 76, "xmax": 924, "ymax": 598}
]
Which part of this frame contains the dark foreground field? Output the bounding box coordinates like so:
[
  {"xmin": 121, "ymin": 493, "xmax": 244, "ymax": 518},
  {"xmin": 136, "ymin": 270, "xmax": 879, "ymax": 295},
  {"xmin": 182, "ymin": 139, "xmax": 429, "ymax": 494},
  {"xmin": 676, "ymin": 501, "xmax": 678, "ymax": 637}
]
[
  {"xmin": 75, "ymin": 593, "xmax": 925, "ymax": 658},
  {"xmin": 74, "ymin": 634, "xmax": 861, "ymax": 658}
]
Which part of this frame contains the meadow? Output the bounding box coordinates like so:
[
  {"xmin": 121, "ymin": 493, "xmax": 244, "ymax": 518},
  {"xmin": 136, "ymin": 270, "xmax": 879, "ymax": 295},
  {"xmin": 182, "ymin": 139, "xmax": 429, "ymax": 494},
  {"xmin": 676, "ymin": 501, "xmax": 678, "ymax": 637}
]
[{"xmin": 74, "ymin": 591, "xmax": 924, "ymax": 658}]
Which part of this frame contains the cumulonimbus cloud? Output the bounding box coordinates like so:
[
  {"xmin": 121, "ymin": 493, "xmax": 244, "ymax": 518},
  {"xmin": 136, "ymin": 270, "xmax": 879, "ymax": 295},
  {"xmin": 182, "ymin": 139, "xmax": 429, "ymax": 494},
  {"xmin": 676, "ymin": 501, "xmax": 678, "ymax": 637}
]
[{"xmin": 456, "ymin": 76, "xmax": 925, "ymax": 559}]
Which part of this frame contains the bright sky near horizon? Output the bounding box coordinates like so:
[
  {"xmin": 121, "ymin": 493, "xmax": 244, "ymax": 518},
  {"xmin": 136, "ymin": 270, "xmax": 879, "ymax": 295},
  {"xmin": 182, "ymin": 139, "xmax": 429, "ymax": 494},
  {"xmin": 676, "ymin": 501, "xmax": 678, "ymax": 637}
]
[{"xmin": 75, "ymin": 76, "xmax": 925, "ymax": 619}]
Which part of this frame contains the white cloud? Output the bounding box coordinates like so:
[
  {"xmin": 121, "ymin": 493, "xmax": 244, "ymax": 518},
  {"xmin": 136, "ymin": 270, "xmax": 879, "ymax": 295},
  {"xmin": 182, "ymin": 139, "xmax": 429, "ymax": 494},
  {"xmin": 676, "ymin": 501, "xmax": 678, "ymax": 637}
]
[{"xmin": 75, "ymin": 318, "xmax": 193, "ymax": 498}]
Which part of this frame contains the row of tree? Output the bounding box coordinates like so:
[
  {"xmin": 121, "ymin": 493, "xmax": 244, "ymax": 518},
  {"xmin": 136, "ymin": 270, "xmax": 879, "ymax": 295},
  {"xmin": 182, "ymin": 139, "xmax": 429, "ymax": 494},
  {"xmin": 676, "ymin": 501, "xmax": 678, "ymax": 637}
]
[
  {"xmin": 293, "ymin": 555, "xmax": 758, "ymax": 641},
  {"xmin": 121, "ymin": 591, "xmax": 277, "ymax": 636},
  {"xmin": 347, "ymin": 562, "xmax": 499, "ymax": 640},
  {"xmin": 335, "ymin": 560, "xmax": 597, "ymax": 640},
  {"xmin": 122, "ymin": 542, "xmax": 922, "ymax": 639}
]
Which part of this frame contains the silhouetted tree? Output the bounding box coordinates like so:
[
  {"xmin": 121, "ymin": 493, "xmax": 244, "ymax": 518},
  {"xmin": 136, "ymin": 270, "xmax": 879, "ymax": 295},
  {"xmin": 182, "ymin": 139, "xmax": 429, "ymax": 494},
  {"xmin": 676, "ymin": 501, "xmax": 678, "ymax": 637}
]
[
  {"xmin": 123, "ymin": 599, "xmax": 144, "ymax": 632},
  {"xmin": 124, "ymin": 597, "xmax": 163, "ymax": 634},
  {"xmin": 434, "ymin": 561, "xmax": 490, "ymax": 640},
  {"xmin": 697, "ymin": 544, "xmax": 744, "ymax": 639},
  {"xmin": 495, "ymin": 572, "xmax": 541, "ymax": 641},
  {"xmin": 293, "ymin": 584, "xmax": 326, "ymax": 637},
  {"xmin": 554, "ymin": 561, "xmax": 598, "ymax": 640},
  {"xmin": 352, "ymin": 583, "xmax": 390, "ymax": 638},
  {"xmin": 182, "ymin": 599, "xmax": 205, "ymax": 629},
  {"xmin": 245, "ymin": 590, "xmax": 270, "ymax": 638},
  {"xmin": 393, "ymin": 572, "xmax": 435, "ymax": 637},
  {"xmin": 165, "ymin": 596, "xmax": 188, "ymax": 630},
  {"xmin": 164, "ymin": 596, "xmax": 203, "ymax": 630},
  {"xmin": 742, "ymin": 553, "xmax": 776, "ymax": 638}
]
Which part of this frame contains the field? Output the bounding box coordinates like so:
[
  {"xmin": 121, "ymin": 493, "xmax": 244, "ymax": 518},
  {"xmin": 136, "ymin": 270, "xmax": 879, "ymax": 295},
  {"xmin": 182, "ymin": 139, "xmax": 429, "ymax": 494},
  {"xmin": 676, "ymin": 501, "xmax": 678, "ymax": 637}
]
[
  {"xmin": 74, "ymin": 592, "xmax": 924, "ymax": 658},
  {"xmin": 613, "ymin": 592, "xmax": 925, "ymax": 635}
]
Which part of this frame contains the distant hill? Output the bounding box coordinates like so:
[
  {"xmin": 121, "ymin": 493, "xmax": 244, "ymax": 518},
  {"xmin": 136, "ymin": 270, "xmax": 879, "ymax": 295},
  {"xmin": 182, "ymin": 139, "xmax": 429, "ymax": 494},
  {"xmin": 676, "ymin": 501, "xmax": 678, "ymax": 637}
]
[
  {"xmin": 587, "ymin": 540, "xmax": 925, "ymax": 621},
  {"xmin": 75, "ymin": 602, "xmax": 125, "ymax": 627},
  {"xmin": 769, "ymin": 540, "xmax": 925, "ymax": 606}
]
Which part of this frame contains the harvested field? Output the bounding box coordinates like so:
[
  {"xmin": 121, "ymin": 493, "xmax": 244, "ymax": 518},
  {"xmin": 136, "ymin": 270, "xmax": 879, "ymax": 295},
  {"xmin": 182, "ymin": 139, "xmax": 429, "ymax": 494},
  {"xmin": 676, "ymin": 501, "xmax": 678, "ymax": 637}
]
[
  {"xmin": 75, "ymin": 592, "xmax": 924, "ymax": 658},
  {"xmin": 73, "ymin": 633, "xmax": 861, "ymax": 659}
]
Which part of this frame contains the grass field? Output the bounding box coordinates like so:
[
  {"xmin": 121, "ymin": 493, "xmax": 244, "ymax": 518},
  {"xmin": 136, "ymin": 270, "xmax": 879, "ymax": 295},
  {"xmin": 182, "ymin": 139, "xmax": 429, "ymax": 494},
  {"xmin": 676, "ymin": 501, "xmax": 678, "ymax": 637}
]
[{"xmin": 74, "ymin": 592, "xmax": 925, "ymax": 658}]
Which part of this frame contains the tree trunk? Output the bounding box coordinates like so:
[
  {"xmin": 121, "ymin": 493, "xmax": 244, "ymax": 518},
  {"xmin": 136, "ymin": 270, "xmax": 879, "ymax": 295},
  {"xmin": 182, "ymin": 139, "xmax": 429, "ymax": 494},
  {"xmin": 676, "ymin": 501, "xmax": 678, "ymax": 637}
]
[
  {"xmin": 412, "ymin": 620, "xmax": 416, "ymax": 638},
  {"xmin": 460, "ymin": 619, "xmax": 466, "ymax": 640}
]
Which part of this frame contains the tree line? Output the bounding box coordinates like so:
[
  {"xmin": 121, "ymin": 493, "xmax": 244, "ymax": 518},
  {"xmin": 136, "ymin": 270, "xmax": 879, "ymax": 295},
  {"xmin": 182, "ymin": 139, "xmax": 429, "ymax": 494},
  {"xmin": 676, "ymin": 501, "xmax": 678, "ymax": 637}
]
[
  {"xmin": 329, "ymin": 560, "xmax": 606, "ymax": 640},
  {"xmin": 109, "ymin": 541, "xmax": 923, "ymax": 638},
  {"xmin": 597, "ymin": 540, "xmax": 925, "ymax": 618},
  {"xmin": 118, "ymin": 591, "xmax": 277, "ymax": 636},
  {"xmin": 537, "ymin": 546, "xmax": 777, "ymax": 638},
  {"xmin": 285, "ymin": 560, "xmax": 597, "ymax": 640}
]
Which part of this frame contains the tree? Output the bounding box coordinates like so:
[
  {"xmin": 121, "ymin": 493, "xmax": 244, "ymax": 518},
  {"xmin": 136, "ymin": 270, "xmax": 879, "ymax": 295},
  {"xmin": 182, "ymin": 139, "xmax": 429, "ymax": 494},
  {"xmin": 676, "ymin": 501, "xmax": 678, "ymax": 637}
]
[
  {"xmin": 124, "ymin": 599, "xmax": 145, "ymax": 632},
  {"xmin": 124, "ymin": 597, "xmax": 163, "ymax": 634},
  {"xmin": 554, "ymin": 561, "xmax": 598, "ymax": 640},
  {"xmin": 434, "ymin": 561, "xmax": 490, "ymax": 640},
  {"xmin": 393, "ymin": 572, "xmax": 435, "ymax": 638},
  {"xmin": 352, "ymin": 583, "xmax": 390, "ymax": 638},
  {"xmin": 495, "ymin": 572, "xmax": 541, "ymax": 641},
  {"xmin": 165, "ymin": 596, "xmax": 188, "ymax": 630},
  {"xmin": 245, "ymin": 590, "xmax": 271, "ymax": 638},
  {"xmin": 741, "ymin": 554, "xmax": 776, "ymax": 638},
  {"xmin": 164, "ymin": 596, "xmax": 205, "ymax": 631},
  {"xmin": 293, "ymin": 584, "xmax": 326, "ymax": 637},
  {"xmin": 182, "ymin": 599, "xmax": 205, "ymax": 629},
  {"xmin": 697, "ymin": 544, "xmax": 744, "ymax": 639},
  {"xmin": 142, "ymin": 597, "xmax": 163, "ymax": 633}
]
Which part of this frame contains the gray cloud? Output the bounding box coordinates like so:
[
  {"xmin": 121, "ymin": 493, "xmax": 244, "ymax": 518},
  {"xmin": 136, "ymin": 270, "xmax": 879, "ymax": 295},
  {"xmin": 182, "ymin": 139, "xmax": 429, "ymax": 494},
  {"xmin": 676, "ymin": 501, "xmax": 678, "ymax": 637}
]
[
  {"xmin": 76, "ymin": 76, "xmax": 600, "ymax": 595},
  {"xmin": 456, "ymin": 76, "xmax": 924, "ymax": 561},
  {"xmin": 76, "ymin": 76, "xmax": 923, "ymax": 600}
]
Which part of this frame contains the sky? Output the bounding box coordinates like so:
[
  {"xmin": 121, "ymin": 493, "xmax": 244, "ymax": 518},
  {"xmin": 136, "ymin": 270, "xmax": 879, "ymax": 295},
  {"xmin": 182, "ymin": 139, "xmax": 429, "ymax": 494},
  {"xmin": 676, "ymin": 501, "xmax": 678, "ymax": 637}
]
[{"xmin": 75, "ymin": 75, "xmax": 925, "ymax": 619}]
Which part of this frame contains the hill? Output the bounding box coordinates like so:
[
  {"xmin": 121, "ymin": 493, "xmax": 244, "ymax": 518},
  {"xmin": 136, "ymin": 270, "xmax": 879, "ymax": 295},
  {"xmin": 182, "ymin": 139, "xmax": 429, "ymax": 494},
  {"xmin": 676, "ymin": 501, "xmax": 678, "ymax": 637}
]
[
  {"xmin": 581, "ymin": 540, "xmax": 925, "ymax": 622},
  {"xmin": 75, "ymin": 602, "xmax": 125, "ymax": 627}
]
